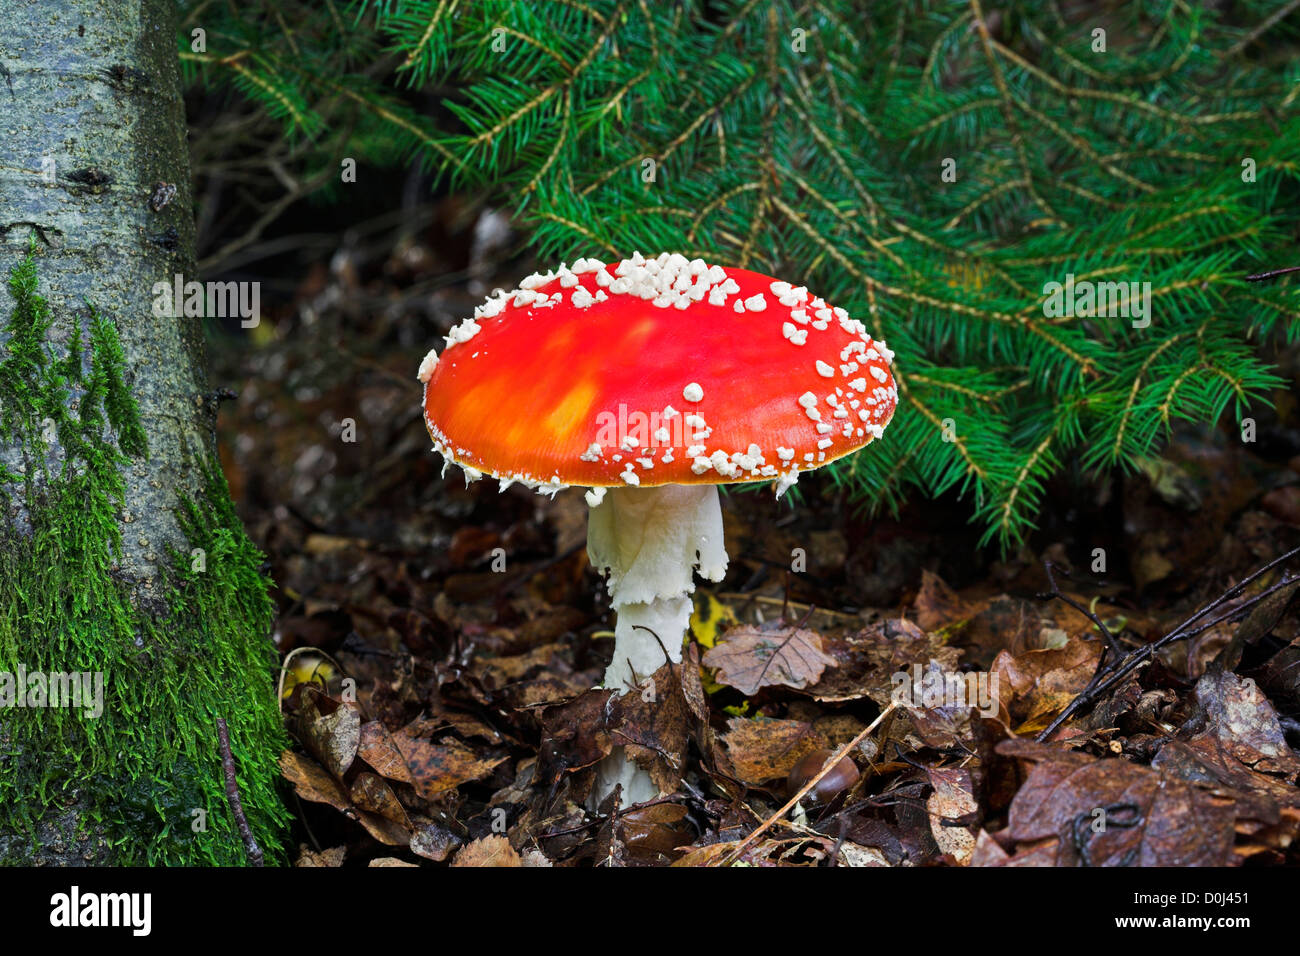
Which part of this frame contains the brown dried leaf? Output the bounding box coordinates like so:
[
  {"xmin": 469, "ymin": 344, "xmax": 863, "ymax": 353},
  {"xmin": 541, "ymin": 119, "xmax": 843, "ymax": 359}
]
[
  {"xmin": 807, "ymin": 619, "xmax": 960, "ymax": 704},
  {"xmin": 618, "ymin": 803, "xmax": 694, "ymax": 863},
  {"xmin": 394, "ymin": 727, "xmax": 508, "ymax": 797},
  {"xmin": 296, "ymin": 689, "xmax": 361, "ymax": 778},
  {"xmin": 991, "ymin": 636, "xmax": 1102, "ymax": 729},
  {"xmin": 837, "ymin": 843, "xmax": 891, "ymax": 867},
  {"xmin": 722, "ymin": 717, "xmax": 826, "ymax": 786},
  {"xmin": 280, "ymin": 751, "xmax": 410, "ymax": 847},
  {"xmin": 680, "ymin": 642, "xmax": 708, "ymax": 723},
  {"xmin": 999, "ymin": 741, "xmax": 1236, "ymax": 866},
  {"xmin": 671, "ymin": 841, "xmax": 743, "ymax": 867},
  {"xmin": 280, "ymin": 750, "xmax": 350, "ymax": 812},
  {"xmin": 970, "ymin": 831, "xmax": 1058, "ymax": 867},
  {"xmin": 434, "ymin": 711, "xmax": 504, "ymax": 743},
  {"xmin": 609, "ymin": 656, "xmax": 694, "ymax": 796},
  {"xmin": 409, "ymin": 822, "xmax": 462, "ymax": 862},
  {"xmin": 470, "ymin": 643, "xmax": 566, "ymax": 688},
  {"xmin": 538, "ymin": 689, "xmax": 615, "ymax": 793},
  {"xmin": 1152, "ymin": 739, "xmax": 1297, "ymax": 826},
  {"xmin": 1191, "ymin": 671, "xmax": 1300, "ymax": 778},
  {"xmin": 349, "ymin": 772, "xmax": 410, "ymax": 826},
  {"xmin": 927, "ymin": 765, "xmax": 977, "ymax": 865},
  {"xmin": 912, "ymin": 570, "xmax": 971, "ymax": 632},
  {"xmin": 451, "ymin": 835, "xmax": 523, "ymax": 867},
  {"xmin": 357, "ymin": 720, "xmax": 413, "ymax": 784},
  {"xmin": 703, "ymin": 626, "xmax": 837, "ymax": 696},
  {"xmin": 295, "ymin": 844, "xmax": 345, "ymax": 867},
  {"xmin": 515, "ymin": 672, "xmax": 592, "ymax": 707},
  {"xmin": 355, "ymin": 810, "xmax": 411, "ymax": 847}
]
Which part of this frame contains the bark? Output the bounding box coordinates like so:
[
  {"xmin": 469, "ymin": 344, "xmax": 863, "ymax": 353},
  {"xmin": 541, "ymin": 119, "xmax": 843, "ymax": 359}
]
[{"xmin": 0, "ymin": 0, "xmax": 287, "ymax": 864}]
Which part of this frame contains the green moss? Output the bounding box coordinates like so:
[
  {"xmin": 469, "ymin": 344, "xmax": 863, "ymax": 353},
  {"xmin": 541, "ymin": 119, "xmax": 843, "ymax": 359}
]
[{"xmin": 0, "ymin": 241, "xmax": 290, "ymax": 865}]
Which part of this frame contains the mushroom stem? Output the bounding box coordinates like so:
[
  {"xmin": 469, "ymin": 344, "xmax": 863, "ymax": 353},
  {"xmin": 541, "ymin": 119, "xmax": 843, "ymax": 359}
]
[{"xmin": 585, "ymin": 483, "xmax": 728, "ymax": 807}]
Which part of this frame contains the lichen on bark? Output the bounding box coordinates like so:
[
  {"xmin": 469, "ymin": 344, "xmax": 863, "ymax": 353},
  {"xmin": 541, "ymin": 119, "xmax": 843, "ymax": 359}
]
[{"xmin": 0, "ymin": 244, "xmax": 289, "ymax": 865}]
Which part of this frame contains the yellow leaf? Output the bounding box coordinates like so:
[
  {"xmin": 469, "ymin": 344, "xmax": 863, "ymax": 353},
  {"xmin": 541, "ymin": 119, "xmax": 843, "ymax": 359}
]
[
  {"xmin": 690, "ymin": 592, "xmax": 738, "ymax": 649},
  {"xmin": 281, "ymin": 654, "xmax": 337, "ymax": 699},
  {"xmin": 691, "ymin": 592, "xmax": 739, "ymax": 695}
]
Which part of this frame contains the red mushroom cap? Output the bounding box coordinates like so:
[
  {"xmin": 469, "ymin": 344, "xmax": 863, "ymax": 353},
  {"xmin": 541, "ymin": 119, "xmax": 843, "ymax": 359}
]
[{"xmin": 419, "ymin": 252, "xmax": 897, "ymax": 493}]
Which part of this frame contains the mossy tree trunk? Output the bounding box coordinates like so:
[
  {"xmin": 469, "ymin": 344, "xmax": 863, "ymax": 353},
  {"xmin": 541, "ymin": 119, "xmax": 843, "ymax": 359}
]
[{"xmin": 0, "ymin": 0, "xmax": 288, "ymax": 864}]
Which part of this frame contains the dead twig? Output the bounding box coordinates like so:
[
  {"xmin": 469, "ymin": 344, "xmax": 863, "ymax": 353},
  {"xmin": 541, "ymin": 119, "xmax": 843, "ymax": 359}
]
[
  {"xmin": 1038, "ymin": 561, "xmax": 1124, "ymax": 656},
  {"xmin": 1245, "ymin": 265, "xmax": 1300, "ymax": 282},
  {"xmin": 216, "ymin": 717, "xmax": 264, "ymax": 866},
  {"xmin": 1036, "ymin": 546, "xmax": 1300, "ymax": 742}
]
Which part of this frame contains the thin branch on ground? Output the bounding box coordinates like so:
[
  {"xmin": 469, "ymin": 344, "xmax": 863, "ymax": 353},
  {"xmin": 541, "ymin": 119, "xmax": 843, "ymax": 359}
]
[
  {"xmin": 1036, "ymin": 546, "xmax": 1300, "ymax": 742},
  {"xmin": 217, "ymin": 716, "xmax": 265, "ymax": 867}
]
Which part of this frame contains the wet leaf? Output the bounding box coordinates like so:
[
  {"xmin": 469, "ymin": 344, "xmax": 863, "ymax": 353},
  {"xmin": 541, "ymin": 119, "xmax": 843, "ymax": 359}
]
[
  {"xmin": 807, "ymin": 619, "xmax": 959, "ymax": 704},
  {"xmin": 609, "ymin": 657, "xmax": 693, "ymax": 796},
  {"xmin": 992, "ymin": 636, "xmax": 1102, "ymax": 729},
  {"xmin": 1190, "ymin": 670, "xmax": 1300, "ymax": 780},
  {"xmin": 618, "ymin": 803, "xmax": 694, "ymax": 862},
  {"xmin": 998, "ymin": 740, "xmax": 1235, "ymax": 866}
]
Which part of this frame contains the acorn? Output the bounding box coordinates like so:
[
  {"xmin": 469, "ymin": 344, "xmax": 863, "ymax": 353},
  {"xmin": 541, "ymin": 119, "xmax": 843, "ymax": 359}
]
[{"xmin": 787, "ymin": 749, "xmax": 860, "ymax": 804}]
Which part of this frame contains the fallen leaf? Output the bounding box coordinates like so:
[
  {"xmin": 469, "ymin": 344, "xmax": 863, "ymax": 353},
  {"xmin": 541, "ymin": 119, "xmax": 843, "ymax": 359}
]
[
  {"xmin": 837, "ymin": 843, "xmax": 891, "ymax": 867},
  {"xmin": 991, "ymin": 636, "xmax": 1102, "ymax": 729},
  {"xmin": 394, "ymin": 726, "xmax": 508, "ymax": 796},
  {"xmin": 409, "ymin": 822, "xmax": 462, "ymax": 862},
  {"xmin": 807, "ymin": 618, "xmax": 960, "ymax": 704},
  {"xmin": 927, "ymin": 765, "xmax": 978, "ymax": 865},
  {"xmin": 911, "ymin": 570, "xmax": 970, "ymax": 632},
  {"xmin": 722, "ymin": 717, "xmax": 826, "ymax": 786},
  {"xmin": 349, "ymin": 772, "xmax": 410, "ymax": 826},
  {"xmin": 537, "ymin": 689, "xmax": 615, "ymax": 790},
  {"xmin": 970, "ymin": 831, "xmax": 1057, "ymax": 867},
  {"xmin": 690, "ymin": 592, "xmax": 739, "ymax": 649},
  {"xmin": 1190, "ymin": 670, "xmax": 1300, "ymax": 778},
  {"xmin": 357, "ymin": 720, "xmax": 413, "ymax": 784},
  {"xmin": 703, "ymin": 625, "xmax": 837, "ymax": 695},
  {"xmin": 470, "ymin": 643, "xmax": 568, "ymax": 687},
  {"xmin": 280, "ymin": 750, "xmax": 350, "ymax": 813},
  {"xmin": 452, "ymin": 835, "xmax": 522, "ymax": 867},
  {"xmin": 295, "ymin": 844, "xmax": 345, "ymax": 867},
  {"xmin": 609, "ymin": 656, "xmax": 694, "ymax": 796},
  {"xmin": 296, "ymin": 688, "xmax": 361, "ymax": 778},
  {"xmin": 618, "ymin": 803, "xmax": 694, "ymax": 863},
  {"xmin": 671, "ymin": 841, "xmax": 740, "ymax": 867},
  {"xmin": 998, "ymin": 740, "xmax": 1236, "ymax": 865}
]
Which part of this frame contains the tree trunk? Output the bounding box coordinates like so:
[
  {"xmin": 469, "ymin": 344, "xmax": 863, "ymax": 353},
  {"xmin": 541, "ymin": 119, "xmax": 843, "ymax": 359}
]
[{"xmin": 0, "ymin": 0, "xmax": 287, "ymax": 864}]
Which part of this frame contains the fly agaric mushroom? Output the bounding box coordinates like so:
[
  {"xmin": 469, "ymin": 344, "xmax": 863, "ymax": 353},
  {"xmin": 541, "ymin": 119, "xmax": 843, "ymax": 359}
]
[{"xmin": 419, "ymin": 252, "xmax": 897, "ymax": 807}]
